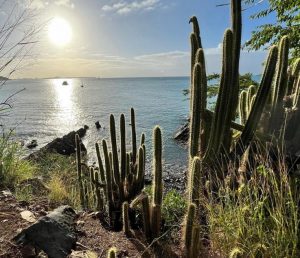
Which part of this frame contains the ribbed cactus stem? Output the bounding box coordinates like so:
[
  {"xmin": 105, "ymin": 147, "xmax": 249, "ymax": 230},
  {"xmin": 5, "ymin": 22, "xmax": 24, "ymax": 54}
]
[
  {"xmin": 153, "ymin": 126, "xmax": 163, "ymax": 206},
  {"xmin": 204, "ymin": 29, "xmax": 234, "ymax": 162},
  {"xmin": 195, "ymin": 48, "xmax": 208, "ymax": 155},
  {"xmin": 184, "ymin": 203, "xmax": 197, "ymax": 257},
  {"xmin": 94, "ymin": 170, "xmax": 104, "ymax": 211},
  {"xmin": 102, "ymin": 139, "xmax": 113, "ymax": 205},
  {"xmin": 83, "ymin": 179, "xmax": 89, "ymax": 210},
  {"xmin": 131, "ymin": 108, "xmax": 137, "ymax": 165},
  {"xmin": 234, "ymin": 45, "xmax": 278, "ymax": 156},
  {"xmin": 151, "ymin": 204, "xmax": 161, "ymax": 238},
  {"xmin": 189, "ymin": 63, "xmax": 202, "ymax": 160},
  {"xmin": 141, "ymin": 194, "xmax": 152, "ymax": 240},
  {"xmin": 270, "ymin": 36, "xmax": 290, "ymax": 134},
  {"xmin": 247, "ymin": 85, "xmax": 257, "ymax": 112},
  {"xmin": 229, "ymin": 0, "xmax": 242, "ymax": 121},
  {"xmin": 122, "ymin": 202, "xmax": 131, "ymax": 237},
  {"xmin": 110, "ymin": 114, "xmax": 120, "ymax": 185},
  {"xmin": 120, "ymin": 114, "xmax": 126, "ymax": 181},
  {"xmin": 136, "ymin": 146, "xmax": 145, "ymax": 191},
  {"xmin": 75, "ymin": 134, "xmax": 81, "ymax": 181},
  {"xmin": 191, "ymin": 225, "xmax": 201, "ymax": 258},
  {"xmin": 140, "ymin": 133, "xmax": 145, "ymax": 146},
  {"xmin": 239, "ymin": 90, "xmax": 248, "ymax": 125},
  {"xmin": 75, "ymin": 134, "xmax": 85, "ymax": 209},
  {"xmin": 107, "ymin": 248, "xmax": 117, "ymax": 258},
  {"xmin": 190, "ymin": 33, "xmax": 199, "ymax": 86},
  {"xmin": 95, "ymin": 142, "xmax": 106, "ymax": 183},
  {"xmin": 189, "ymin": 157, "xmax": 202, "ymax": 206},
  {"xmin": 189, "ymin": 16, "xmax": 202, "ymax": 48}
]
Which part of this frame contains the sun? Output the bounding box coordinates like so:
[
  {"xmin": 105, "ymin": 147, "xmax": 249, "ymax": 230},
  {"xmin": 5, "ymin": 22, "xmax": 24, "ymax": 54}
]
[{"xmin": 48, "ymin": 17, "xmax": 72, "ymax": 47}]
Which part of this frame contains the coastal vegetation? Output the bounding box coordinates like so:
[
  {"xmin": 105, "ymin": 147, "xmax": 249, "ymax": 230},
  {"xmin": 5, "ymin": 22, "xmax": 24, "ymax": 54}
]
[{"xmin": 0, "ymin": 0, "xmax": 300, "ymax": 257}]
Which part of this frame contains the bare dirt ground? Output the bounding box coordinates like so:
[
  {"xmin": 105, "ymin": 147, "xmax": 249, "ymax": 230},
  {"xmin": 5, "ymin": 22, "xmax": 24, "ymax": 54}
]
[{"xmin": 0, "ymin": 190, "xmax": 182, "ymax": 258}]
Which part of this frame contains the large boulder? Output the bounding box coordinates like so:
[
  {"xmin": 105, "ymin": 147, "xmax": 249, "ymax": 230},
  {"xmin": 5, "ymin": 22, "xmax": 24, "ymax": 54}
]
[
  {"xmin": 26, "ymin": 127, "xmax": 87, "ymax": 161},
  {"xmin": 13, "ymin": 206, "xmax": 77, "ymax": 258}
]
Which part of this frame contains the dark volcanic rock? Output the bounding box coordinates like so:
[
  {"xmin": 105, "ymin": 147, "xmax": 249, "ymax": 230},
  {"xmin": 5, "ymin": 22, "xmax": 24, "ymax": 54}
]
[
  {"xmin": 13, "ymin": 206, "xmax": 77, "ymax": 258},
  {"xmin": 174, "ymin": 121, "xmax": 189, "ymax": 143},
  {"xmin": 26, "ymin": 127, "xmax": 87, "ymax": 161},
  {"xmin": 95, "ymin": 121, "xmax": 101, "ymax": 129},
  {"xmin": 26, "ymin": 139, "xmax": 38, "ymax": 149}
]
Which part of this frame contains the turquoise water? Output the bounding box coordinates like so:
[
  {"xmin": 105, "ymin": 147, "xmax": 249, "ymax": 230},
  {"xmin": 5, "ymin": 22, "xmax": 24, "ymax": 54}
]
[{"xmin": 1, "ymin": 77, "xmax": 190, "ymax": 173}]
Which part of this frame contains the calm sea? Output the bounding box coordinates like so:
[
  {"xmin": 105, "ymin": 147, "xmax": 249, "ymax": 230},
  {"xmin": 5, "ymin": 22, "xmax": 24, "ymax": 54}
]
[{"xmin": 1, "ymin": 77, "xmax": 190, "ymax": 174}]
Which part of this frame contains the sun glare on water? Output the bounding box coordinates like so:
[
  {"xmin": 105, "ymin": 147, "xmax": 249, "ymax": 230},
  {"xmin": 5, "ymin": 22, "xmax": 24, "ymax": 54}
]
[{"xmin": 48, "ymin": 17, "xmax": 72, "ymax": 47}]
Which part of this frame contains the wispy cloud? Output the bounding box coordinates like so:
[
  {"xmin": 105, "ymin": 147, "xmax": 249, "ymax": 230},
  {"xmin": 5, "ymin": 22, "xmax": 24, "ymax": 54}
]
[
  {"xmin": 29, "ymin": 0, "xmax": 75, "ymax": 9},
  {"xmin": 102, "ymin": 0, "xmax": 162, "ymax": 15}
]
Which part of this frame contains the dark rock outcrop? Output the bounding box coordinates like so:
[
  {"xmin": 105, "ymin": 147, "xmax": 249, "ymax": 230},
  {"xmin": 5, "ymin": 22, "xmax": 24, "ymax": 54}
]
[
  {"xmin": 174, "ymin": 121, "xmax": 189, "ymax": 143},
  {"xmin": 26, "ymin": 127, "xmax": 87, "ymax": 161},
  {"xmin": 13, "ymin": 206, "xmax": 77, "ymax": 258},
  {"xmin": 26, "ymin": 140, "xmax": 38, "ymax": 149}
]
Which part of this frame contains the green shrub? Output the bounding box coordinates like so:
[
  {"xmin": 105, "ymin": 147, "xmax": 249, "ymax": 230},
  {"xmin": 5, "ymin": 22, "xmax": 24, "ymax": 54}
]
[{"xmin": 0, "ymin": 134, "xmax": 37, "ymax": 188}]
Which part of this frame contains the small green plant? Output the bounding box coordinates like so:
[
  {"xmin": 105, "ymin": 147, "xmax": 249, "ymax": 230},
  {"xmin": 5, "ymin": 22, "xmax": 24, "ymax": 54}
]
[
  {"xmin": 15, "ymin": 184, "xmax": 33, "ymax": 202},
  {"xmin": 0, "ymin": 133, "xmax": 37, "ymax": 188},
  {"xmin": 162, "ymin": 189, "xmax": 186, "ymax": 228}
]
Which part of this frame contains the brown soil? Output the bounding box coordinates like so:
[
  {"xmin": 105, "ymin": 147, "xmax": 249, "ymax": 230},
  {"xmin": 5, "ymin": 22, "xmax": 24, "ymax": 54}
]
[{"xmin": 0, "ymin": 190, "xmax": 182, "ymax": 258}]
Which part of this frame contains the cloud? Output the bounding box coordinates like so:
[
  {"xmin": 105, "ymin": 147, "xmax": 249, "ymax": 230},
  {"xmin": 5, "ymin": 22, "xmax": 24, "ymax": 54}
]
[
  {"xmin": 102, "ymin": 0, "xmax": 162, "ymax": 15},
  {"xmin": 13, "ymin": 47, "xmax": 268, "ymax": 79},
  {"xmin": 29, "ymin": 0, "xmax": 74, "ymax": 9}
]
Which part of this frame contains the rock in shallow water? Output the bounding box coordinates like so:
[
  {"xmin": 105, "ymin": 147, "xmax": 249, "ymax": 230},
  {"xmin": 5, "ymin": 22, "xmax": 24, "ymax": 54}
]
[
  {"xmin": 25, "ymin": 127, "xmax": 87, "ymax": 161},
  {"xmin": 13, "ymin": 205, "xmax": 77, "ymax": 258}
]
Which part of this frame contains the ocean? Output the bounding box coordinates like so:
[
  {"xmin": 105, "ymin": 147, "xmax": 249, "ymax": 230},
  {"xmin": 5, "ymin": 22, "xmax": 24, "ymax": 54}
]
[{"xmin": 1, "ymin": 77, "xmax": 190, "ymax": 174}]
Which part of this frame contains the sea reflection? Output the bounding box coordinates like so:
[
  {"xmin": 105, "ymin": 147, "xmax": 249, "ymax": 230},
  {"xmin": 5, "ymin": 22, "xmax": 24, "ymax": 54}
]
[{"xmin": 52, "ymin": 78, "xmax": 78, "ymax": 132}]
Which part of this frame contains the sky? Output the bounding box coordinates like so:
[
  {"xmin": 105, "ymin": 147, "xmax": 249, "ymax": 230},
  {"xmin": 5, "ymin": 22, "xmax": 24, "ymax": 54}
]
[{"xmin": 1, "ymin": 0, "xmax": 276, "ymax": 79}]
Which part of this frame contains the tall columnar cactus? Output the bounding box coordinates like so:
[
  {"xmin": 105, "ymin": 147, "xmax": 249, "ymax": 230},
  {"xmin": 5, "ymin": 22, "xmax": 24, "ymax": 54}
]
[
  {"xmin": 120, "ymin": 114, "xmax": 127, "ymax": 182},
  {"xmin": 203, "ymin": 29, "xmax": 234, "ymax": 164},
  {"xmin": 131, "ymin": 107, "xmax": 137, "ymax": 166},
  {"xmin": 184, "ymin": 203, "xmax": 197, "ymax": 258},
  {"xmin": 269, "ymin": 36, "xmax": 290, "ymax": 135},
  {"xmin": 234, "ymin": 46, "xmax": 279, "ymax": 156},
  {"xmin": 129, "ymin": 126, "xmax": 163, "ymax": 241},
  {"xmin": 151, "ymin": 126, "xmax": 163, "ymax": 238},
  {"xmin": 75, "ymin": 134, "xmax": 85, "ymax": 209}
]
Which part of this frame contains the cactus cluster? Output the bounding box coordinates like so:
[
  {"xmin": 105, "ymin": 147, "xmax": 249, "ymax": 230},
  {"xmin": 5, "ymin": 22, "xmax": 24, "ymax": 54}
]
[
  {"xmin": 184, "ymin": 0, "xmax": 299, "ymax": 256},
  {"xmin": 75, "ymin": 108, "xmax": 146, "ymax": 228},
  {"xmin": 128, "ymin": 126, "xmax": 163, "ymax": 241}
]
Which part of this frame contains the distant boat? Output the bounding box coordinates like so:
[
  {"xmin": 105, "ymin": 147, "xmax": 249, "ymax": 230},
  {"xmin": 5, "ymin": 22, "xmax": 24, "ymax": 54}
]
[
  {"xmin": 81, "ymin": 81, "xmax": 84, "ymax": 87},
  {"xmin": 62, "ymin": 81, "xmax": 68, "ymax": 85}
]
